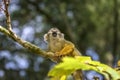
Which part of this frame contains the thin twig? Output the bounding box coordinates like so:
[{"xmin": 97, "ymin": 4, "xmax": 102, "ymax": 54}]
[
  {"xmin": 3, "ymin": 0, "xmax": 12, "ymax": 31},
  {"xmin": 0, "ymin": 5, "xmax": 5, "ymax": 11}
]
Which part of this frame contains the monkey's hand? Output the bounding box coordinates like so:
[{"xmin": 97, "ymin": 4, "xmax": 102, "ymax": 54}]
[{"xmin": 55, "ymin": 43, "xmax": 74, "ymax": 56}]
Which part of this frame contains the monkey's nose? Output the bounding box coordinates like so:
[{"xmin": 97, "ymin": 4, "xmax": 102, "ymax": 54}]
[{"xmin": 52, "ymin": 32, "xmax": 57, "ymax": 37}]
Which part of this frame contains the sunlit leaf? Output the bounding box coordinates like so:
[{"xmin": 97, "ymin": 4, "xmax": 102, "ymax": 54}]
[
  {"xmin": 60, "ymin": 75, "xmax": 67, "ymax": 80},
  {"xmin": 48, "ymin": 56, "xmax": 120, "ymax": 80}
]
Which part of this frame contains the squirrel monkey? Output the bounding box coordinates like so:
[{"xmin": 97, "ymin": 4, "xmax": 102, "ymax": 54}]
[
  {"xmin": 44, "ymin": 28, "xmax": 81, "ymax": 62},
  {"xmin": 44, "ymin": 28, "xmax": 83, "ymax": 80}
]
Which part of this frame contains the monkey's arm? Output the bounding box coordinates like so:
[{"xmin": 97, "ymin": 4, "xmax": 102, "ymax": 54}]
[
  {"xmin": 55, "ymin": 44, "xmax": 74, "ymax": 56},
  {"xmin": 55, "ymin": 41, "xmax": 81, "ymax": 57},
  {"xmin": 54, "ymin": 41, "xmax": 74, "ymax": 56}
]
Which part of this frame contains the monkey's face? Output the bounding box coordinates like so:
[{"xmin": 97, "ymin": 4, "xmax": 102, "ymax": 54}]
[{"xmin": 44, "ymin": 28, "xmax": 64, "ymax": 42}]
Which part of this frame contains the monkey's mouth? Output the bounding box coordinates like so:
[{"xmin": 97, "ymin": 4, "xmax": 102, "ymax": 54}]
[{"xmin": 52, "ymin": 32, "xmax": 57, "ymax": 37}]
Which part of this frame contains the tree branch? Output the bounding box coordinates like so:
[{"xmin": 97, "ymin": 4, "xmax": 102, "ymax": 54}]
[
  {"xmin": 112, "ymin": 0, "xmax": 119, "ymax": 65},
  {"xmin": 0, "ymin": 0, "xmax": 54, "ymax": 60},
  {"xmin": 0, "ymin": 26, "xmax": 53, "ymax": 59}
]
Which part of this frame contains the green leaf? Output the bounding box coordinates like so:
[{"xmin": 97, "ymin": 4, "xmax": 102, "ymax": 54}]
[{"xmin": 48, "ymin": 56, "xmax": 120, "ymax": 80}]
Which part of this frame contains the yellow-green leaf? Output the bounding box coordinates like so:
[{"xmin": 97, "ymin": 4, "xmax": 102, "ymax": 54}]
[{"xmin": 48, "ymin": 56, "xmax": 120, "ymax": 80}]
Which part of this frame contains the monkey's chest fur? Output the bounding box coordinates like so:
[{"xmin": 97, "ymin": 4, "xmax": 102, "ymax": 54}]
[{"xmin": 49, "ymin": 39, "xmax": 65, "ymax": 53}]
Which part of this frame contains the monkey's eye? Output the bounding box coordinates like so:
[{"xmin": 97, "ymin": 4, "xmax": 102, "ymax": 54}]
[{"xmin": 52, "ymin": 32, "xmax": 57, "ymax": 37}]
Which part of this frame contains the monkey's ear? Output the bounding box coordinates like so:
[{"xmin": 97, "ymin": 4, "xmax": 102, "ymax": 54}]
[
  {"xmin": 44, "ymin": 33, "xmax": 48, "ymax": 42},
  {"xmin": 60, "ymin": 33, "xmax": 64, "ymax": 39}
]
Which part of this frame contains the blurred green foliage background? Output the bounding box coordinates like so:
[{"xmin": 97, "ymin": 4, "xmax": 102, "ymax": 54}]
[{"xmin": 0, "ymin": 0, "xmax": 120, "ymax": 80}]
